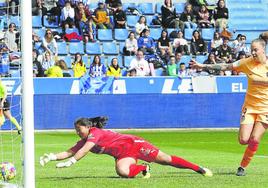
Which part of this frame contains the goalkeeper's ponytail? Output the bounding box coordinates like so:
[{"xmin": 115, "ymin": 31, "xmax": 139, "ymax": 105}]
[{"xmin": 74, "ymin": 117, "xmax": 93, "ymax": 127}]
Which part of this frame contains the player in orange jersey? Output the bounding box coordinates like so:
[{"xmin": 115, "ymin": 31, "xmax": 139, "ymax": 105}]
[{"xmin": 190, "ymin": 36, "xmax": 268, "ymax": 176}]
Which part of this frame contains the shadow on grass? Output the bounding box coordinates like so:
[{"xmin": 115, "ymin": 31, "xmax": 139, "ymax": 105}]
[{"xmin": 40, "ymin": 176, "xmax": 120, "ymax": 180}]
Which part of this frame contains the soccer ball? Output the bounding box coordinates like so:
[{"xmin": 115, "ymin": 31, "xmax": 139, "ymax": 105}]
[{"xmin": 0, "ymin": 162, "xmax": 16, "ymax": 181}]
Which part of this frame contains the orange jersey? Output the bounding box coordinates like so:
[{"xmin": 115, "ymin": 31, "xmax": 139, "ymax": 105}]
[{"xmin": 233, "ymin": 57, "xmax": 268, "ymax": 113}]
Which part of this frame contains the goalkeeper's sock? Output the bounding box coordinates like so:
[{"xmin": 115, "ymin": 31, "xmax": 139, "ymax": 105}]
[
  {"xmin": 240, "ymin": 139, "xmax": 259, "ymax": 168},
  {"xmin": 10, "ymin": 117, "xmax": 22, "ymax": 131},
  {"xmin": 128, "ymin": 164, "xmax": 147, "ymax": 178},
  {"xmin": 170, "ymin": 156, "xmax": 200, "ymax": 172}
]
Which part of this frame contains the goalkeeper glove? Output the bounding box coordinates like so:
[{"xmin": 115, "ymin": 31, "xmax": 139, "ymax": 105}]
[
  {"xmin": 56, "ymin": 157, "xmax": 77, "ymax": 168},
  {"xmin": 40, "ymin": 153, "xmax": 57, "ymax": 167}
]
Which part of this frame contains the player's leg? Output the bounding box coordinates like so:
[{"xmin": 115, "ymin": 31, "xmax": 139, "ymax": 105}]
[
  {"xmin": 115, "ymin": 157, "xmax": 148, "ymax": 178},
  {"xmin": 154, "ymin": 150, "xmax": 212, "ymax": 177},
  {"xmin": 237, "ymin": 120, "xmax": 268, "ymax": 176},
  {"xmin": 3, "ymin": 110, "xmax": 21, "ymax": 133},
  {"xmin": 238, "ymin": 124, "xmax": 254, "ymax": 145}
]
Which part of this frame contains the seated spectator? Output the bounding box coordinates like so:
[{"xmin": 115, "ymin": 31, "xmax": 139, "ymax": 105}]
[
  {"xmin": 137, "ymin": 29, "xmax": 155, "ymax": 55},
  {"xmin": 41, "ymin": 51, "xmax": 54, "ymax": 72},
  {"xmin": 177, "ymin": 62, "xmax": 190, "ymax": 77},
  {"xmin": 113, "ymin": 3, "xmax": 126, "ymax": 28},
  {"xmin": 123, "ymin": 31, "xmax": 138, "ymax": 56},
  {"xmin": 106, "ymin": 57, "xmax": 122, "ymax": 77},
  {"xmin": 173, "ymin": 31, "xmax": 190, "ymax": 55},
  {"xmin": 180, "ymin": 3, "xmax": 198, "ymax": 30},
  {"xmin": 61, "ymin": 1, "xmax": 75, "ymax": 30},
  {"xmin": 175, "ymin": 52, "xmax": 182, "ymax": 64},
  {"xmin": 213, "ymin": 0, "xmax": 228, "ymax": 30},
  {"xmin": 197, "ymin": 5, "xmax": 212, "ymax": 28},
  {"xmin": 89, "ymin": 55, "xmax": 107, "ymax": 77},
  {"xmin": 92, "ymin": 1, "xmax": 113, "ymax": 29},
  {"xmin": 190, "ymin": 30, "xmax": 207, "ymax": 55},
  {"xmin": 58, "ymin": 59, "xmax": 72, "ymax": 77},
  {"xmin": 33, "ymin": 49, "xmax": 44, "ymax": 77},
  {"xmin": 203, "ymin": 52, "xmax": 220, "ymax": 75},
  {"xmin": 4, "ymin": 23, "xmax": 18, "ymax": 52},
  {"xmin": 158, "ymin": 30, "xmax": 172, "ymax": 64},
  {"xmin": 210, "ymin": 31, "xmax": 223, "ymax": 52},
  {"xmin": 72, "ymin": 53, "xmax": 87, "ymax": 78},
  {"xmin": 232, "ymin": 34, "xmax": 250, "ymax": 57},
  {"xmin": 161, "ymin": 0, "xmax": 184, "ymax": 30},
  {"xmin": 40, "ymin": 29, "xmax": 58, "ymax": 58},
  {"xmin": 214, "ymin": 37, "xmax": 233, "ymax": 64},
  {"xmin": 135, "ymin": 16, "xmax": 149, "ymax": 37},
  {"xmin": 44, "ymin": 61, "xmax": 64, "ymax": 77},
  {"xmin": 75, "ymin": 2, "xmax": 91, "ymax": 34},
  {"xmin": 8, "ymin": 0, "xmax": 19, "ymax": 15},
  {"xmin": 129, "ymin": 50, "xmax": 154, "ymax": 76},
  {"xmin": 32, "ymin": 0, "xmax": 44, "ymax": 16},
  {"xmin": 188, "ymin": 0, "xmax": 209, "ymax": 14},
  {"xmin": 106, "ymin": 0, "xmax": 122, "ymax": 14},
  {"xmin": 167, "ymin": 55, "xmax": 178, "ymax": 76}
]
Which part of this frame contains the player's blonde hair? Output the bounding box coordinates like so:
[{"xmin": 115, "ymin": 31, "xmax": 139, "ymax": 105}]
[{"xmin": 252, "ymin": 38, "xmax": 267, "ymax": 49}]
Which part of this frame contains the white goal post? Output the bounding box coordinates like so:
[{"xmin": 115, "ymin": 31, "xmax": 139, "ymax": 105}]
[{"xmin": 21, "ymin": 1, "xmax": 35, "ymax": 188}]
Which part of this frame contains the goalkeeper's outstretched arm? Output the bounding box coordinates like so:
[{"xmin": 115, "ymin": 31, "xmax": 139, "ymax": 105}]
[{"xmin": 40, "ymin": 150, "xmax": 74, "ymax": 167}]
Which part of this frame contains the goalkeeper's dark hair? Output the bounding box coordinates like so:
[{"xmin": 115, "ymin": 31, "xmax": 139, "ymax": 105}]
[{"xmin": 74, "ymin": 116, "xmax": 108, "ymax": 129}]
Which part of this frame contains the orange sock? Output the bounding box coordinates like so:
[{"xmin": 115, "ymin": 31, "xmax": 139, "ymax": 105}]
[{"xmin": 240, "ymin": 139, "xmax": 259, "ymax": 168}]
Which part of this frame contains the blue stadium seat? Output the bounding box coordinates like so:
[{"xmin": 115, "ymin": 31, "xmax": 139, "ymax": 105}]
[
  {"xmin": 155, "ymin": 68, "xmax": 165, "ymax": 76},
  {"xmin": 0, "ymin": 2, "xmax": 7, "ymax": 15},
  {"xmin": 178, "ymin": 55, "xmax": 192, "ymax": 67},
  {"xmin": 0, "ymin": 15, "xmax": 6, "ymax": 30},
  {"xmin": 85, "ymin": 42, "xmax": 101, "ymax": 55},
  {"xmin": 127, "ymin": 15, "xmax": 139, "ymax": 28},
  {"xmin": 145, "ymin": 15, "xmax": 155, "ymax": 27},
  {"xmin": 34, "ymin": 42, "xmax": 42, "ymax": 50},
  {"xmin": 103, "ymin": 42, "xmax": 118, "ymax": 55},
  {"xmin": 57, "ymin": 41, "xmax": 68, "ymax": 55},
  {"xmin": 195, "ymin": 55, "xmax": 208, "ymax": 64},
  {"xmin": 119, "ymin": 42, "xmax": 125, "ymax": 54},
  {"xmin": 155, "ymin": 3, "xmax": 162, "ymax": 14},
  {"xmin": 114, "ymin": 29, "xmax": 129, "ymax": 41},
  {"xmin": 122, "ymin": 3, "xmax": 137, "ymax": 11},
  {"xmin": 201, "ymin": 28, "xmax": 215, "ymax": 41},
  {"xmin": 65, "ymin": 28, "xmax": 79, "ymax": 35},
  {"xmin": 82, "ymin": 55, "xmax": 90, "ymax": 68},
  {"xmin": 138, "ymin": 3, "xmax": 154, "ymax": 15},
  {"xmin": 32, "ymin": 16, "xmax": 42, "ymax": 28},
  {"xmin": 89, "ymin": 3, "xmax": 98, "ymax": 11},
  {"xmin": 174, "ymin": 3, "xmax": 185, "ymax": 14},
  {"xmin": 33, "ymin": 28, "xmax": 46, "ymax": 40},
  {"xmin": 69, "ymin": 42, "xmax": 84, "ymax": 55},
  {"xmin": 107, "ymin": 56, "xmax": 123, "ymax": 68},
  {"xmin": 43, "ymin": 15, "xmax": 59, "ymax": 28},
  {"xmin": 123, "ymin": 56, "xmax": 134, "ymax": 68},
  {"xmin": 150, "ymin": 28, "xmax": 162, "ymax": 40},
  {"xmin": 97, "ymin": 29, "xmax": 113, "ymax": 41},
  {"xmin": 184, "ymin": 28, "xmax": 194, "ymax": 40},
  {"xmin": 9, "ymin": 16, "xmax": 20, "ymax": 27}
]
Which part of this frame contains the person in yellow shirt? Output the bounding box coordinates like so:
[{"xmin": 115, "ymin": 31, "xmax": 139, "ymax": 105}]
[
  {"xmin": 106, "ymin": 57, "xmax": 121, "ymax": 78},
  {"xmin": 72, "ymin": 53, "xmax": 87, "ymax": 78},
  {"xmin": 45, "ymin": 61, "xmax": 63, "ymax": 77},
  {"xmin": 190, "ymin": 36, "xmax": 268, "ymax": 176},
  {"xmin": 92, "ymin": 1, "xmax": 113, "ymax": 29},
  {"xmin": 0, "ymin": 79, "xmax": 22, "ymax": 134}
]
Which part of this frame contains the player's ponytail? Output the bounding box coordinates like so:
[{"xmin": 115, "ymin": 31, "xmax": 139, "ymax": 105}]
[
  {"xmin": 88, "ymin": 116, "xmax": 109, "ymax": 129},
  {"xmin": 74, "ymin": 116, "xmax": 109, "ymax": 129},
  {"xmin": 259, "ymin": 31, "xmax": 268, "ymax": 45}
]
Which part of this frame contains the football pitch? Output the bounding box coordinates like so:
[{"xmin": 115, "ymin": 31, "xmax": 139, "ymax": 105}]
[{"xmin": 2, "ymin": 130, "xmax": 268, "ymax": 188}]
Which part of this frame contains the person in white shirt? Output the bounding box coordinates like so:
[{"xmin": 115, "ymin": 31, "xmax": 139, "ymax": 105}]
[
  {"xmin": 4, "ymin": 23, "xmax": 18, "ymax": 52},
  {"xmin": 129, "ymin": 50, "xmax": 154, "ymax": 76},
  {"xmin": 173, "ymin": 31, "xmax": 189, "ymax": 55},
  {"xmin": 124, "ymin": 31, "xmax": 138, "ymax": 56},
  {"xmin": 61, "ymin": 1, "xmax": 75, "ymax": 29},
  {"xmin": 135, "ymin": 16, "xmax": 148, "ymax": 37}
]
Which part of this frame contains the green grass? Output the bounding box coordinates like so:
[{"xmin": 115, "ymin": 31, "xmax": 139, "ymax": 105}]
[{"xmin": 1, "ymin": 130, "xmax": 268, "ymax": 188}]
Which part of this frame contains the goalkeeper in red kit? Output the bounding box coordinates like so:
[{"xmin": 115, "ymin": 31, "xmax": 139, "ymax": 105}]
[{"xmin": 40, "ymin": 117, "xmax": 212, "ymax": 178}]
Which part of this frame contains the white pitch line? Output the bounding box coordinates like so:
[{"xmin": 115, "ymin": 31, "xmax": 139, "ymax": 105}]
[{"xmin": 255, "ymin": 155, "xmax": 268, "ymax": 158}]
